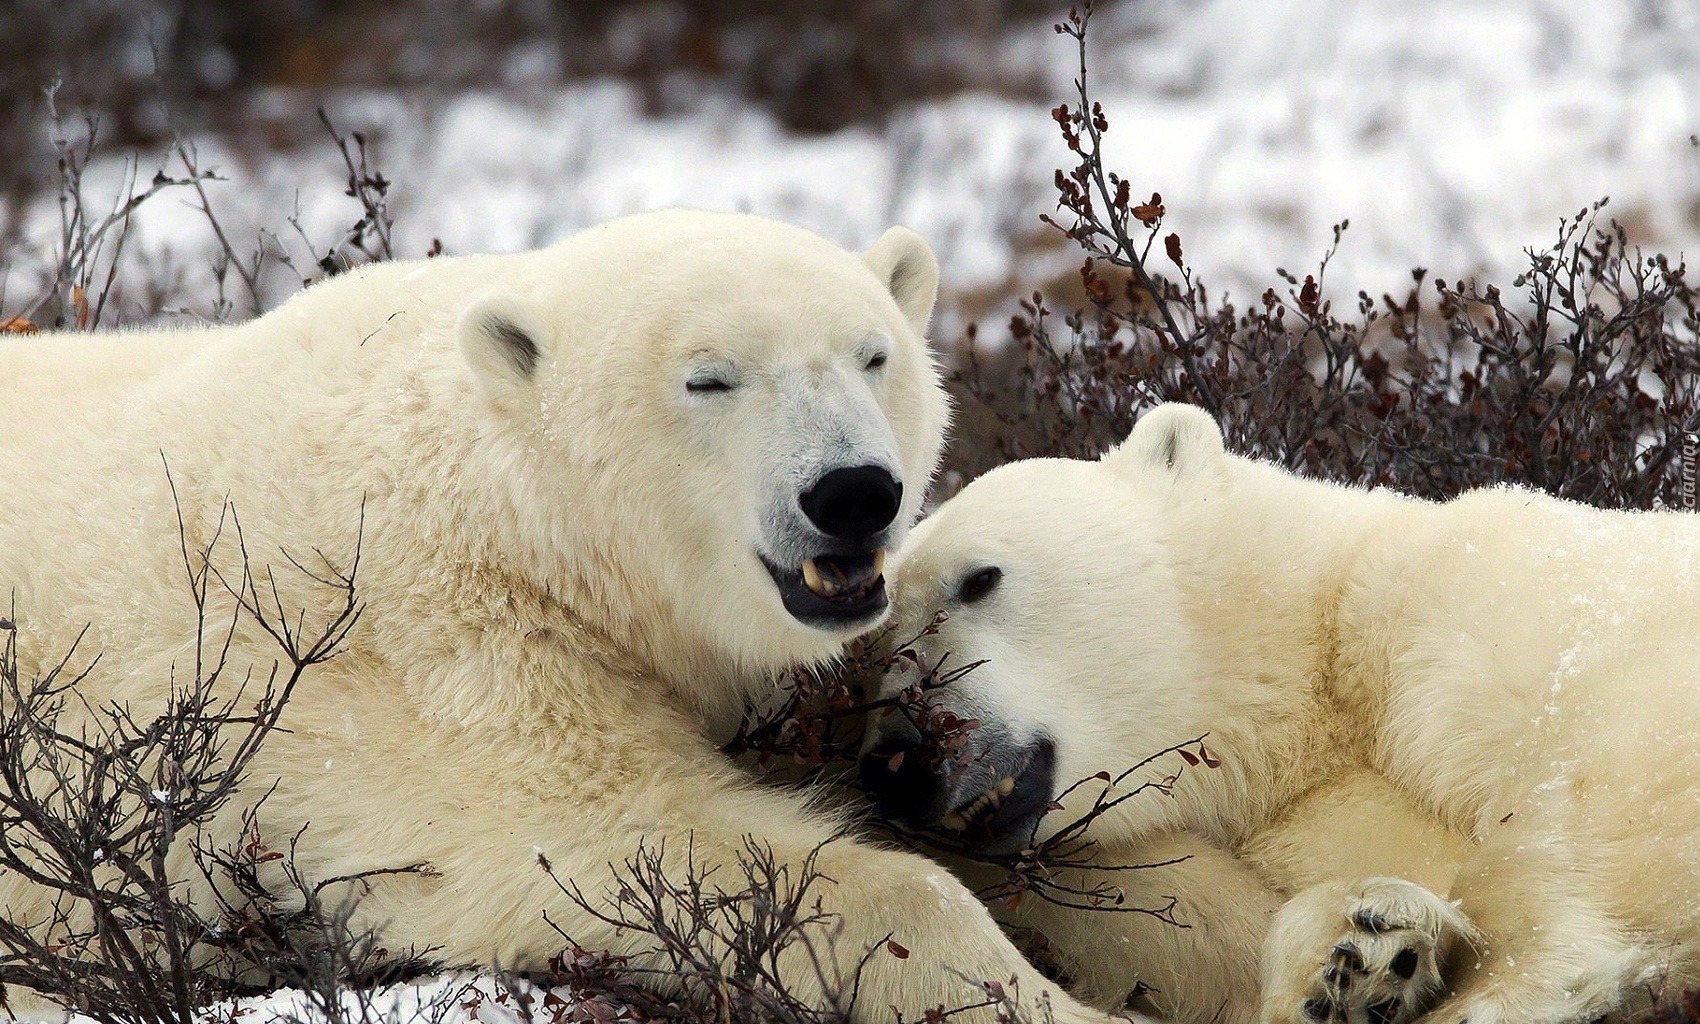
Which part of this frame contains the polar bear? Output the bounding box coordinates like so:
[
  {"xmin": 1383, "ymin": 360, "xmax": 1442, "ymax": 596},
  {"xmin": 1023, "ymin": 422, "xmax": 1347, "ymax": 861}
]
[
  {"xmin": 0, "ymin": 210, "xmax": 1119, "ymax": 1024},
  {"xmin": 861, "ymin": 402, "xmax": 1700, "ymax": 1024}
]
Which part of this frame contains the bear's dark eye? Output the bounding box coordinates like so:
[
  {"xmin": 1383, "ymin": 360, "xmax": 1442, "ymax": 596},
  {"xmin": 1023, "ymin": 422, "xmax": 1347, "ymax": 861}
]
[
  {"xmin": 686, "ymin": 376, "xmax": 733, "ymax": 394},
  {"xmin": 865, "ymin": 352, "xmax": 888, "ymax": 371},
  {"xmin": 958, "ymin": 566, "xmax": 1002, "ymax": 604}
]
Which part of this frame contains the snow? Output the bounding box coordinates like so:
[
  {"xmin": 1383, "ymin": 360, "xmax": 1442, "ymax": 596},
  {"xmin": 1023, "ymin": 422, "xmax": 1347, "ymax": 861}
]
[
  {"xmin": 50, "ymin": 974, "xmax": 592, "ymax": 1024},
  {"xmin": 10, "ymin": 0, "xmax": 1699, "ymax": 327},
  {"xmin": 1085, "ymin": 0, "xmax": 1700, "ymax": 301}
]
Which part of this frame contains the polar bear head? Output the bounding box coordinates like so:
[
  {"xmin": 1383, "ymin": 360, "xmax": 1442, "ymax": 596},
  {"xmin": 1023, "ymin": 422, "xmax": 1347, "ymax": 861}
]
[
  {"xmin": 859, "ymin": 404, "xmax": 1231, "ymax": 853},
  {"xmin": 454, "ymin": 210, "xmax": 949, "ymax": 711}
]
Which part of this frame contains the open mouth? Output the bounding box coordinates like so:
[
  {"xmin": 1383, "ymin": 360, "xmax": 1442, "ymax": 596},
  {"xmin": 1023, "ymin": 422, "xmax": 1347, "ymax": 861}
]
[
  {"xmin": 940, "ymin": 775, "xmax": 1017, "ymax": 832},
  {"xmin": 936, "ymin": 738, "xmax": 1056, "ymax": 853},
  {"xmin": 761, "ymin": 550, "xmax": 889, "ymax": 627}
]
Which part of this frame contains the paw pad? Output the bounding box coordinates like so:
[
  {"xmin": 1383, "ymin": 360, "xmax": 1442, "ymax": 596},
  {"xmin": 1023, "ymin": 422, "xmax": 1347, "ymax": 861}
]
[
  {"xmin": 1291, "ymin": 882, "xmax": 1457, "ymax": 1024},
  {"xmin": 1390, "ymin": 948, "xmax": 1419, "ymax": 980}
]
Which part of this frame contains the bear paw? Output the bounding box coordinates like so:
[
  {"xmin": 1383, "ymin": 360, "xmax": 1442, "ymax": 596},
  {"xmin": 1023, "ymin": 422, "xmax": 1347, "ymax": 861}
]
[{"xmin": 1265, "ymin": 878, "xmax": 1476, "ymax": 1024}]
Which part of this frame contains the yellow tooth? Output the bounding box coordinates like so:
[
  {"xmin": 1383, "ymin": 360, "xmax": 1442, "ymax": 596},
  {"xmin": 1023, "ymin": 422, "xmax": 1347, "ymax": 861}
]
[
  {"xmin": 996, "ymin": 777, "xmax": 1015, "ymax": 796},
  {"xmin": 802, "ymin": 558, "xmax": 827, "ymax": 595},
  {"xmin": 872, "ymin": 549, "xmax": 887, "ymax": 578},
  {"xmin": 941, "ymin": 813, "xmax": 967, "ymax": 831}
]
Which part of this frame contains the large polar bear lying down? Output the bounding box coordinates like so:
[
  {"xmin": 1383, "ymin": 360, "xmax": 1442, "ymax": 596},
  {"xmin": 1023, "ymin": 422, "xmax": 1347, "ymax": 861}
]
[
  {"xmin": 0, "ymin": 211, "xmax": 1120, "ymax": 1024},
  {"xmin": 862, "ymin": 403, "xmax": 1700, "ymax": 1024}
]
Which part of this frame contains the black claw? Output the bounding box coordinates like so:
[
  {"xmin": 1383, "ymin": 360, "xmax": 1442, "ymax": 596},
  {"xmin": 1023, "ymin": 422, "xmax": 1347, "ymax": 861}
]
[
  {"xmin": 1353, "ymin": 908, "xmax": 1393, "ymax": 933},
  {"xmin": 1331, "ymin": 941, "xmax": 1365, "ymax": 972},
  {"xmin": 1368, "ymin": 1000, "xmax": 1400, "ymax": 1024},
  {"xmin": 1303, "ymin": 998, "xmax": 1330, "ymax": 1021},
  {"xmin": 1390, "ymin": 947, "xmax": 1419, "ymax": 980}
]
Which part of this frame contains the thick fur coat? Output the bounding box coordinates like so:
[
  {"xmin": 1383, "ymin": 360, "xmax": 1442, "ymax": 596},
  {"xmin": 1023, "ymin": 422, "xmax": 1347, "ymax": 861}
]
[{"xmin": 0, "ymin": 211, "xmax": 1117, "ymax": 1024}]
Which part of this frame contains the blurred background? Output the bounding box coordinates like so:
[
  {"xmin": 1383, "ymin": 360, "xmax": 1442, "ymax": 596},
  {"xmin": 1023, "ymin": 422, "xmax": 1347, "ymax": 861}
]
[{"xmin": 2, "ymin": 0, "xmax": 1698, "ymax": 331}]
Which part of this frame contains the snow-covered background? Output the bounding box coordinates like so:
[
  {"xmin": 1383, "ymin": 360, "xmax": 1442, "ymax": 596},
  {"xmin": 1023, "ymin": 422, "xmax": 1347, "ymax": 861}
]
[{"xmin": 5, "ymin": 0, "xmax": 1699, "ymax": 333}]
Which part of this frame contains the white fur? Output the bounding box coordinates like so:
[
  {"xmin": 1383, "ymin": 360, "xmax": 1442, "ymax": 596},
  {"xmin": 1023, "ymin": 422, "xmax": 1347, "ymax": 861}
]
[
  {"xmin": 0, "ymin": 211, "xmax": 1119, "ymax": 1024},
  {"xmin": 876, "ymin": 402, "xmax": 1700, "ymax": 1024}
]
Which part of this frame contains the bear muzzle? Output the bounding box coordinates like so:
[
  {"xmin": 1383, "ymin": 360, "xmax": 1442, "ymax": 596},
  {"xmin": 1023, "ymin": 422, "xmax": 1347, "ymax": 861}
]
[
  {"xmin": 761, "ymin": 463, "xmax": 904, "ymax": 630},
  {"xmin": 860, "ymin": 728, "xmax": 1058, "ymax": 856}
]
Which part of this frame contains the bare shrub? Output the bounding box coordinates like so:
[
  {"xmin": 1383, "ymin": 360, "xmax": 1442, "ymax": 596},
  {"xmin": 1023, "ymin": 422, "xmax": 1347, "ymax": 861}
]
[
  {"xmin": 542, "ymin": 838, "xmax": 872, "ymax": 1024},
  {"xmin": 0, "ymin": 493, "xmax": 450, "ymax": 1022},
  {"xmin": 949, "ymin": 2, "xmax": 1700, "ymax": 511},
  {"xmin": 0, "ymin": 96, "xmax": 408, "ymax": 331},
  {"xmin": 314, "ymin": 110, "xmax": 397, "ymax": 269},
  {"xmin": 180, "ymin": 108, "xmax": 402, "ymax": 321},
  {"xmin": 0, "ymin": 86, "xmax": 215, "ymax": 332},
  {"xmin": 537, "ymin": 838, "xmax": 1050, "ymax": 1024},
  {"xmin": 203, "ymin": 806, "xmax": 454, "ymax": 1023},
  {"xmin": 724, "ymin": 615, "xmax": 984, "ymax": 785}
]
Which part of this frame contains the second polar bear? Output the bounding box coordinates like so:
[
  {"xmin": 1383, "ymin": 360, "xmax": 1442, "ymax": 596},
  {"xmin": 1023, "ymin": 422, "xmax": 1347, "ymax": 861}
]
[{"xmin": 862, "ymin": 403, "xmax": 1700, "ymax": 1024}]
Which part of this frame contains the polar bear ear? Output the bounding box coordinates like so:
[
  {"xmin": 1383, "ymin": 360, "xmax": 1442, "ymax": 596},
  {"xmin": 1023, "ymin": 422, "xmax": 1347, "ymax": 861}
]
[
  {"xmin": 457, "ymin": 296, "xmax": 549, "ymax": 406},
  {"xmin": 1105, "ymin": 403, "xmax": 1225, "ymax": 477},
  {"xmin": 863, "ymin": 226, "xmax": 940, "ymax": 334}
]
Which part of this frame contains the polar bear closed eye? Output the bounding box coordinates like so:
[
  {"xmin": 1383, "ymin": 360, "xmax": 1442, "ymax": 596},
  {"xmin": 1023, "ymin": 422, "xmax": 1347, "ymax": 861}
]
[
  {"xmin": 0, "ymin": 211, "xmax": 1128, "ymax": 1024},
  {"xmin": 864, "ymin": 402, "xmax": 1700, "ymax": 1024}
]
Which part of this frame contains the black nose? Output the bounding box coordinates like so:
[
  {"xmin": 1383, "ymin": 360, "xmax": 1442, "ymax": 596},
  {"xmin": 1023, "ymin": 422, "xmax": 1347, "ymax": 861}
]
[
  {"xmin": 800, "ymin": 465, "xmax": 902, "ymax": 541},
  {"xmin": 859, "ymin": 723, "xmax": 946, "ymax": 826}
]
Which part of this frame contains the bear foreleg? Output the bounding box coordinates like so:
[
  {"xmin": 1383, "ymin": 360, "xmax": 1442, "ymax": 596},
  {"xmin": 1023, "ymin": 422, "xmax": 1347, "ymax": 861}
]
[{"xmin": 1005, "ymin": 830, "xmax": 1281, "ymax": 1024}]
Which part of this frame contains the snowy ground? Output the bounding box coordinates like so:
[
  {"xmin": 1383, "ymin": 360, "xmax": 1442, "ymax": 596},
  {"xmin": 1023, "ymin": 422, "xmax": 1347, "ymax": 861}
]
[
  {"xmin": 7, "ymin": 0, "xmax": 1699, "ymax": 331},
  {"xmin": 53, "ymin": 974, "xmax": 593, "ymax": 1024}
]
